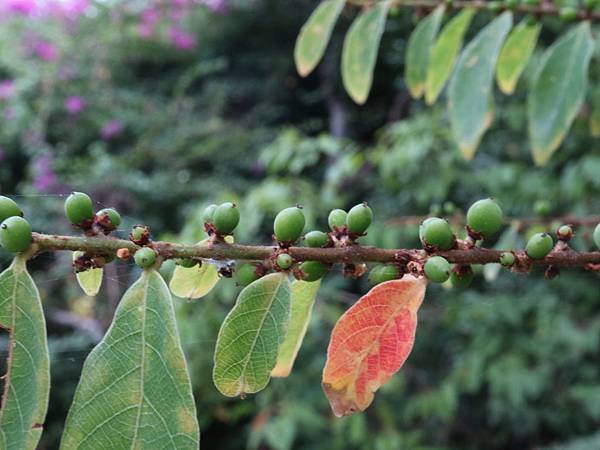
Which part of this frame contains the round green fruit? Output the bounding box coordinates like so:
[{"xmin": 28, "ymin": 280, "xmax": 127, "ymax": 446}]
[
  {"xmin": 557, "ymin": 225, "xmax": 573, "ymax": 241},
  {"xmin": 276, "ymin": 253, "xmax": 293, "ymax": 270},
  {"xmin": 177, "ymin": 258, "xmax": 197, "ymax": 268},
  {"xmin": 300, "ymin": 261, "xmax": 327, "ymax": 282},
  {"xmin": 97, "ymin": 208, "xmax": 121, "ymax": 229},
  {"xmin": 593, "ymin": 223, "xmax": 600, "ymax": 250},
  {"xmin": 419, "ymin": 217, "xmax": 454, "ymax": 250},
  {"xmin": 533, "ymin": 199, "xmax": 551, "ymax": 217},
  {"xmin": 328, "ymin": 209, "xmax": 347, "ymax": 230},
  {"xmin": 65, "ymin": 192, "xmax": 94, "ymax": 226},
  {"xmin": 450, "ymin": 266, "xmax": 474, "ymax": 289},
  {"xmin": 236, "ymin": 263, "xmax": 260, "ymax": 286},
  {"xmin": 134, "ymin": 248, "xmax": 157, "ymax": 269},
  {"xmin": 500, "ymin": 252, "xmax": 515, "ymax": 267},
  {"xmin": 424, "ymin": 256, "xmax": 451, "ymax": 283},
  {"xmin": 346, "ymin": 203, "xmax": 373, "ymax": 234},
  {"xmin": 305, "ymin": 230, "xmax": 328, "ymax": 248},
  {"xmin": 368, "ymin": 264, "xmax": 399, "ymax": 285},
  {"xmin": 274, "ymin": 206, "xmax": 305, "ymax": 243},
  {"xmin": 130, "ymin": 225, "xmax": 150, "ymax": 243},
  {"xmin": 559, "ymin": 6, "xmax": 577, "ymax": 22},
  {"xmin": 0, "ymin": 196, "xmax": 22, "ymax": 223},
  {"xmin": 466, "ymin": 198, "xmax": 503, "ymax": 238},
  {"xmin": 203, "ymin": 204, "xmax": 218, "ymax": 224},
  {"xmin": 0, "ymin": 216, "xmax": 32, "ymax": 253},
  {"xmin": 213, "ymin": 202, "xmax": 240, "ymax": 235},
  {"xmin": 526, "ymin": 233, "xmax": 553, "ymax": 259}
]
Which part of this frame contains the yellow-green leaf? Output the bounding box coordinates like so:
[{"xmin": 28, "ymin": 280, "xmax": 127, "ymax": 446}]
[
  {"xmin": 496, "ymin": 20, "xmax": 541, "ymax": 95},
  {"xmin": 170, "ymin": 263, "xmax": 219, "ymax": 300},
  {"xmin": 295, "ymin": 0, "xmax": 346, "ymax": 77},
  {"xmin": 0, "ymin": 257, "xmax": 50, "ymax": 450},
  {"xmin": 405, "ymin": 5, "xmax": 445, "ymax": 99},
  {"xmin": 73, "ymin": 252, "xmax": 103, "ymax": 297},
  {"xmin": 425, "ymin": 8, "xmax": 475, "ymax": 105},
  {"xmin": 213, "ymin": 273, "xmax": 292, "ymax": 397},
  {"xmin": 448, "ymin": 12, "xmax": 513, "ymax": 159},
  {"xmin": 528, "ymin": 22, "xmax": 593, "ymax": 166},
  {"xmin": 272, "ymin": 280, "xmax": 321, "ymax": 378},
  {"xmin": 342, "ymin": 1, "xmax": 391, "ymax": 104},
  {"xmin": 60, "ymin": 270, "xmax": 199, "ymax": 449}
]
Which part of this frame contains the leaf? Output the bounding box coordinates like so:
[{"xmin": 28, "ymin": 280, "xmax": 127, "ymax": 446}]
[
  {"xmin": 528, "ymin": 22, "xmax": 593, "ymax": 166},
  {"xmin": 213, "ymin": 273, "xmax": 292, "ymax": 397},
  {"xmin": 272, "ymin": 280, "xmax": 321, "ymax": 378},
  {"xmin": 590, "ymin": 89, "xmax": 600, "ymax": 137},
  {"xmin": 60, "ymin": 270, "xmax": 199, "ymax": 449},
  {"xmin": 170, "ymin": 263, "xmax": 219, "ymax": 300},
  {"xmin": 295, "ymin": 0, "xmax": 346, "ymax": 77},
  {"xmin": 448, "ymin": 11, "xmax": 513, "ymax": 159},
  {"xmin": 495, "ymin": 20, "xmax": 541, "ymax": 95},
  {"xmin": 405, "ymin": 5, "xmax": 445, "ymax": 99},
  {"xmin": 0, "ymin": 257, "xmax": 50, "ymax": 450},
  {"xmin": 73, "ymin": 252, "xmax": 103, "ymax": 297},
  {"xmin": 322, "ymin": 276, "xmax": 427, "ymax": 417},
  {"xmin": 425, "ymin": 8, "xmax": 475, "ymax": 105},
  {"xmin": 342, "ymin": 1, "xmax": 391, "ymax": 104}
]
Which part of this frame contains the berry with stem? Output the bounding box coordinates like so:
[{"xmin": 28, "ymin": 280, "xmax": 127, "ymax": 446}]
[
  {"xmin": 346, "ymin": 203, "xmax": 373, "ymax": 235},
  {"xmin": 213, "ymin": 202, "xmax": 240, "ymax": 235},
  {"xmin": 419, "ymin": 217, "xmax": 454, "ymax": 250},
  {"xmin": 300, "ymin": 261, "xmax": 327, "ymax": 282},
  {"xmin": 424, "ymin": 256, "xmax": 451, "ymax": 283},
  {"xmin": 328, "ymin": 209, "xmax": 347, "ymax": 230},
  {"xmin": 274, "ymin": 206, "xmax": 305, "ymax": 243},
  {"xmin": 97, "ymin": 208, "xmax": 121, "ymax": 230},
  {"xmin": 500, "ymin": 252, "xmax": 515, "ymax": 267},
  {"xmin": 304, "ymin": 230, "xmax": 328, "ymax": 248},
  {"xmin": 65, "ymin": 192, "xmax": 94, "ymax": 226},
  {"xmin": 0, "ymin": 216, "xmax": 32, "ymax": 253},
  {"xmin": 526, "ymin": 233, "xmax": 554, "ymax": 259},
  {"xmin": 466, "ymin": 198, "xmax": 503, "ymax": 238},
  {"xmin": 368, "ymin": 264, "xmax": 399, "ymax": 285},
  {"xmin": 276, "ymin": 253, "xmax": 293, "ymax": 270},
  {"xmin": 134, "ymin": 247, "xmax": 157, "ymax": 269}
]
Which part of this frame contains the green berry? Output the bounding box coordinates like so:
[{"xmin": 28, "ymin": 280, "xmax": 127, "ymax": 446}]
[
  {"xmin": 276, "ymin": 253, "xmax": 293, "ymax": 270},
  {"xmin": 273, "ymin": 206, "xmax": 305, "ymax": 243},
  {"xmin": 500, "ymin": 252, "xmax": 515, "ymax": 267},
  {"xmin": 533, "ymin": 199, "xmax": 551, "ymax": 217},
  {"xmin": 0, "ymin": 196, "xmax": 23, "ymax": 223},
  {"xmin": 97, "ymin": 208, "xmax": 121, "ymax": 229},
  {"xmin": 203, "ymin": 204, "xmax": 218, "ymax": 224},
  {"xmin": 419, "ymin": 217, "xmax": 454, "ymax": 250},
  {"xmin": 213, "ymin": 202, "xmax": 240, "ymax": 235},
  {"xmin": 557, "ymin": 225, "xmax": 573, "ymax": 241},
  {"xmin": 236, "ymin": 263, "xmax": 260, "ymax": 286},
  {"xmin": 450, "ymin": 266, "xmax": 474, "ymax": 289},
  {"xmin": 442, "ymin": 201, "xmax": 456, "ymax": 215},
  {"xmin": 134, "ymin": 247, "xmax": 157, "ymax": 269},
  {"xmin": 487, "ymin": 1, "xmax": 502, "ymax": 12},
  {"xmin": 305, "ymin": 230, "xmax": 329, "ymax": 248},
  {"xmin": 130, "ymin": 225, "xmax": 150, "ymax": 243},
  {"xmin": 466, "ymin": 198, "xmax": 503, "ymax": 238},
  {"xmin": 0, "ymin": 216, "xmax": 32, "ymax": 253},
  {"xmin": 593, "ymin": 223, "xmax": 600, "ymax": 250},
  {"xmin": 65, "ymin": 192, "xmax": 94, "ymax": 226},
  {"xmin": 424, "ymin": 256, "xmax": 451, "ymax": 283},
  {"xmin": 300, "ymin": 261, "xmax": 327, "ymax": 282},
  {"xmin": 177, "ymin": 258, "xmax": 197, "ymax": 268},
  {"xmin": 346, "ymin": 203, "xmax": 373, "ymax": 235},
  {"xmin": 328, "ymin": 209, "xmax": 347, "ymax": 230},
  {"xmin": 526, "ymin": 233, "xmax": 553, "ymax": 259},
  {"xmin": 559, "ymin": 6, "xmax": 577, "ymax": 22},
  {"xmin": 368, "ymin": 264, "xmax": 399, "ymax": 285}
]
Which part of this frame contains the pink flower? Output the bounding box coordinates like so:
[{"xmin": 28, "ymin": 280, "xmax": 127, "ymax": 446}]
[
  {"xmin": 65, "ymin": 96, "xmax": 86, "ymax": 114},
  {"xmin": 4, "ymin": 0, "xmax": 37, "ymax": 16},
  {"xmin": 137, "ymin": 7, "xmax": 161, "ymax": 38},
  {"xmin": 168, "ymin": 26, "xmax": 196, "ymax": 50},
  {"xmin": 0, "ymin": 80, "xmax": 15, "ymax": 100},
  {"xmin": 32, "ymin": 154, "xmax": 60, "ymax": 193},
  {"xmin": 34, "ymin": 40, "xmax": 59, "ymax": 61},
  {"xmin": 101, "ymin": 119, "xmax": 124, "ymax": 140}
]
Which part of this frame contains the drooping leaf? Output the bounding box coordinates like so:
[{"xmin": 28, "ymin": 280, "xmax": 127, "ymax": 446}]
[
  {"xmin": 448, "ymin": 12, "xmax": 513, "ymax": 159},
  {"xmin": 60, "ymin": 270, "xmax": 199, "ymax": 449},
  {"xmin": 322, "ymin": 276, "xmax": 427, "ymax": 417},
  {"xmin": 342, "ymin": 1, "xmax": 391, "ymax": 104},
  {"xmin": 495, "ymin": 20, "xmax": 541, "ymax": 95},
  {"xmin": 528, "ymin": 22, "xmax": 593, "ymax": 166},
  {"xmin": 425, "ymin": 8, "xmax": 475, "ymax": 105},
  {"xmin": 213, "ymin": 273, "xmax": 291, "ymax": 397},
  {"xmin": 73, "ymin": 252, "xmax": 103, "ymax": 297},
  {"xmin": 295, "ymin": 0, "xmax": 346, "ymax": 77},
  {"xmin": 405, "ymin": 5, "xmax": 445, "ymax": 99},
  {"xmin": 170, "ymin": 262, "xmax": 219, "ymax": 300},
  {"xmin": 272, "ymin": 280, "xmax": 321, "ymax": 378},
  {"xmin": 0, "ymin": 257, "xmax": 50, "ymax": 450}
]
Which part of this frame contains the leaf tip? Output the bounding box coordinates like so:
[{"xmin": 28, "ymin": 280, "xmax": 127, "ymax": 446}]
[{"xmin": 322, "ymin": 382, "xmax": 361, "ymax": 417}]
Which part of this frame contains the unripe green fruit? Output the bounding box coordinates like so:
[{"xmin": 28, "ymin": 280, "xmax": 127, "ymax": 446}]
[
  {"xmin": 236, "ymin": 263, "xmax": 260, "ymax": 286},
  {"xmin": 0, "ymin": 216, "xmax": 32, "ymax": 253},
  {"xmin": 213, "ymin": 202, "xmax": 240, "ymax": 235},
  {"xmin": 487, "ymin": 1, "xmax": 502, "ymax": 12},
  {"xmin": 442, "ymin": 201, "xmax": 456, "ymax": 215},
  {"xmin": 130, "ymin": 225, "xmax": 150, "ymax": 243},
  {"xmin": 346, "ymin": 203, "xmax": 373, "ymax": 234},
  {"xmin": 533, "ymin": 199, "xmax": 551, "ymax": 217},
  {"xmin": 593, "ymin": 223, "xmax": 600, "ymax": 250},
  {"xmin": 557, "ymin": 225, "xmax": 573, "ymax": 241},
  {"xmin": 0, "ymin": 196, "xmax": 23, "ymax": 223},
  {"xmin": 97, "ymin": 208, "xmax": 121, "ymax": 229},
  {"xmin": 276, "ymin": 253, "xmax": 293, "ymax": 270},
  {"xmin": 368, "ymin": 264, "xmax": 399, "ymax": 285},
  {"xmin": 500, "ymin": 252, "xmax": 515, "ymax": 267},
  {"xmin": 424, "ymin": 256, "xmax": 451, "ymax": 283},
  {"xmin": 305, "ymin": 230, "xmax": 328, "ymax": 248},
  {"xmin": 559, "ymin": 6, "xmax": 577, "ymax": 22},
  {"xmin": 300, "ymin": 261, "xmax": 327, "ymax": 282},
  {"xmin": 203, "ymin": 204, "xmax": 217, "ymax": 224},
  {"xmin": 526, "ymin": 233, "xmax": 553, "ymax": 259},
  {"xmin": 177, "ymin": 258, "xmax": 197, "ymax": 268},
  {"xmin": 274, "ymin": 207, "xmax": 305, "ymax": 243},
  {"xmin": 134, "ymin": 247, "xmax": 157, "ymax": 268},
  {"xmin": 65, "ymin": 192, "xmax": 94, "ymax": 226},
  {"xmin": 419, "ymin": 217, "xmax": 454, "ymax": 250},
  {"xmin": 450, "ymin": 266, "xmax": 474, "ymax": 289},
  {"xmin": 328, "ymin": 209, "xmax": 347, "ymax": 230},
  {"xmin": 466, "ymin": 198, "xmax": 503, "ymax": 238}
]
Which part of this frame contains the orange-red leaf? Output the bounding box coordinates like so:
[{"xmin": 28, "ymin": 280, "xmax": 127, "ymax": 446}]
[{"xmin": 322, "ymin": 276, "xmax": 427, "ymax": 417}]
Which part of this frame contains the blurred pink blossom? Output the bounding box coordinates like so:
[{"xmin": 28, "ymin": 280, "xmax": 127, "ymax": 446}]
[
  {"xmin": 0, "ymin": 80, "xmax": 16, "ymax": 100},
  {"xmin": 138, "ymin": 7, "xmax": 160, "ymax": 38},
  {"xmin": 202, "ymin": 0, "xmax": 228, "ymax": 14},
  {"xmin": 169, "ymin": 26, "xmax": 196, "ymax": 50},
  {"xmin": 101, "ymin": 119, "xmax": 124, "ymax": 140},
  {"xmin": 33, "ymin": 39, "xmax": 58, "ymax": 61},
  {"xmin": 32, "ymin": 154, "xmax": 60, "ymax": 193},
  {"xmin": 3, "ymin": 0, "xmax": 37, "ymax": 16},
  {"xmin": 65, "ymin": 95, "xmax": 86, "ymax": 114}
]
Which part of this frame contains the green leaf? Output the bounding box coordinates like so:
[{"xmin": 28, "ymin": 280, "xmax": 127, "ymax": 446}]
[
  {"xmin": 213, "ymin": 272, "xmax": 292, "ymax": 397},
  {"xmin": 528, "ymin": 22, "xmax": 593, "ymax": 166},
  {"xmin": 448, "ymin": 11, "xmax": 513, "ymax": 159},
  {"xmin": 342, "ymin": 1, "xmax": 391, "ymax": 104},
  {"xmin": 405, "ymin": 5, "xmax": 445, "ymax": 99},
  {"xmin": 496, "ymin": 20, "xmax": 541, "ymax": 95},
  {"xmin": 590, "ymin": 88, "xmax": 600, "ymax": 137},
  {"xmin": 272, "ymin": 280, "xmax": 321, "ymax": 378},
  {"xmin": 295, "ymin": 0, "xmax": 346, "ymax": 77},
  {"xmin": 425, "ymin": 8, "xmax": 475, "ymax": 105},
  {"xmin": 170, "ymin": 263, "xmax": 219, "ymax": 300},
  {"xmin": 61, "ymin": 270, "xmax": 199, "ymax": 449},
  {"xmin": 0, "ymin": 257, "xmax": 50, "ymax": 450},
  {"xmin": 73, "ymin": 252, "xmax": 103, "ymax": 297}
]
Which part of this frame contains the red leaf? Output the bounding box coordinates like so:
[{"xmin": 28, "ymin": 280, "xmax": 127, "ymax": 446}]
[{"xmin": 322, "ymin": 276, "xmax": 427, "ymax": 416}]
